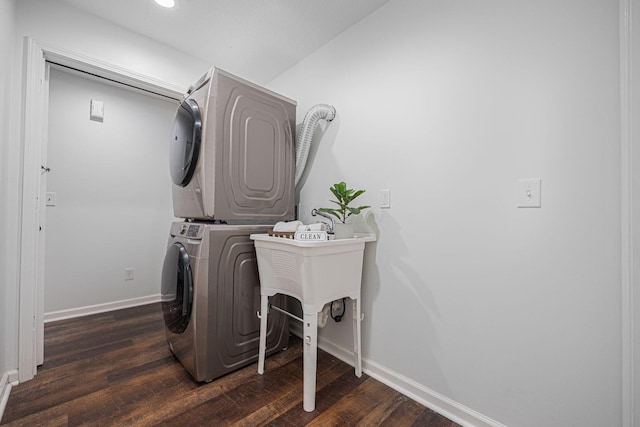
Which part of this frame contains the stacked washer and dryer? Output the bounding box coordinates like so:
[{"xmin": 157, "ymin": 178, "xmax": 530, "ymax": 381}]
[{"xmin": 161, "ymin": 68, "xmax": 295, "ymax": 382}]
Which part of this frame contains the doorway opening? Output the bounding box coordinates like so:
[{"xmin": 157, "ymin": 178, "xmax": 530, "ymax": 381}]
[{"xmin": 18, "ymin": 38, "xmax": 183, "ymax": 382}]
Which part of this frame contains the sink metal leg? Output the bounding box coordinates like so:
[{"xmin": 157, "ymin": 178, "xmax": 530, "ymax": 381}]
[
  {"xmin": 257, "ymin": 295, "xmax": 269, "ymax": 374},
  {"xmin": 353, "ymin": 297, "xmax": 362, "ymax": 377},
  {"xmin": 303, "ymin": 310, "xmax": 318, "ymax": 412}
]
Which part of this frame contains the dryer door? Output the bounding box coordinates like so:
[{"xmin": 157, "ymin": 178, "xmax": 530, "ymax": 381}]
[
  {"xmin": 170, "ymin": 98, "xmax": 202, "ymax": 187},
  {"xmin": 161, "ymin": 242, "xmax": 194, "ymax": 334}
]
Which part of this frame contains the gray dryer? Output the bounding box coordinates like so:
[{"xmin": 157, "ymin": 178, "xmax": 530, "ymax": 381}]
[{"xmin": 170, "ymin": 67, "xmax": 296, "ymax": 222}]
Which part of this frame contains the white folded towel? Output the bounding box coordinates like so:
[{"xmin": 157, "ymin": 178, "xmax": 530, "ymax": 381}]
[
  {"xmin": 296, "ymin": 222, "xmax": 327, "ymax": 232},
  {"xmin": 273, "ymin": 220, "xmax": 303, "ymax": 232}
]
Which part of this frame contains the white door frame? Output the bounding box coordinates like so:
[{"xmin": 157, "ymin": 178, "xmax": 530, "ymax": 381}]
[
  {"xmin": 620, "ymin": 0, "xmax": 637, "ymax": 426},
  {"xmin": 35, "ymin": 62, "xmax": 51, "ymax": 367},
  {"xmin": 18, "ymin": 37, "xmax": 46, "ymax": 384},
  {"xmin": 17, "ymin": 37, "xmax": 183, "ymax": 382}
]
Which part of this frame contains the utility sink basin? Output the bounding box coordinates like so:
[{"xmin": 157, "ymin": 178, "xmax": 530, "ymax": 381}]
[{"xmin": 250, "ymin": 233, "xmax": 376, "ymax": 313}]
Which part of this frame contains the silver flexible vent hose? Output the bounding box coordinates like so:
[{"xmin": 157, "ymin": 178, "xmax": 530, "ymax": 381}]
[{"xmin": 295, "ymin": 104, "xmax": 336, "ymax": 186}]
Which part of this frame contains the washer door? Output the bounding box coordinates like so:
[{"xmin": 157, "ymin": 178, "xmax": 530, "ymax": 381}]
[
  {"xmin": 161, "ymin": 242, "xmax": 193, "ymax": 334},
  {"xmin": 170, "ymin": 98, "xmax": 202, "ymax": 187}
]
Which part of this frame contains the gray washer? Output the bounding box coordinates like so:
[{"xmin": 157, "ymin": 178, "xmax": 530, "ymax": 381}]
[{"xmin": 161, "ymin": 221, "xmax": 288, "ymax": 382}]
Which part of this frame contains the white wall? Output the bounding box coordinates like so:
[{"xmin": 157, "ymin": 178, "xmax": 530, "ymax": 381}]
[
  {"xmin": 269, "ymin": 1, "xmax": 622, "ymax": 426},
  {"xmin": 0, "ymin": 0, "xmax": 16, "ymax": 376},
  {"xmin": 44, "ymin": 68, "xmax": 176, "ymax": 314},
  {"xmin": 3, "ymin": 0, "xmax": 208, "ymax": 372},
  {"xmin": 16, "ymin": 0, "xmax": 209, "ymax": 89}
]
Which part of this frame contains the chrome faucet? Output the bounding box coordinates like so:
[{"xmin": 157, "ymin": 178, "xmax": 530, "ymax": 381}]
[{"xmin": 311, "ymin": 208, "xmax": 334, "ymax": 233}]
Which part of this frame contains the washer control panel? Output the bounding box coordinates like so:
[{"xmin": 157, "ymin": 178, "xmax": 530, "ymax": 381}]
[{"xmin": 175, "ymin": 223, "xmax": 203, "ymax": 239}]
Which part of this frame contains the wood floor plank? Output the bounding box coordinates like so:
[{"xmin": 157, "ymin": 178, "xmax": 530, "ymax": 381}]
[
  {"xmin": 306, "ymin": 377, "xmax": 397, "ymax": 426},
  {"xmin": 152, "ymin": 357, "xmax": 304, "ymax": 426},
  {"xmin": 2, "ymin": 370, "xmax": 110, "ymax": 420},
  {"xmin": 355, "ymin": 392, "xmax": 411, "ymax": 426},
  {"xmin": 4, "ymin": 335, "xmax": 172, "ymax": 419},
  {"xmin": 0, "ymin": 303, "xmax": 461, "ymax": 427},
  {"xmin": 231, "ymin": 360, "xmax": 352, "ymax": 427},
  {"xmin": 145, "ymin": 345, "xmax": 345, "ymax": 427},
  {"xmin": 412, "ymin": 408, "xmax": 460, "ymax": 427},
  {"xmin": 1, "ymin": 412, "xmax": 68, "ymax": 427},
  {"xmin": 264, "ymin": 369, "xmax": 368, "ymax": 426},
  {"xmin": 66, "ymin": 361, "xmax": 191, "ymax": 425},
  {"xmin": 379, "ymin": 397, "xmax": 428, "ymax": 426},
  {"xmin": 94, "ymin": 343, "xmax": 305, "ymax": 426}
]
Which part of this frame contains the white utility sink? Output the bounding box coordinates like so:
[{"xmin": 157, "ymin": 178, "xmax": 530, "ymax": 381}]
[
  {"xmin": 250, "ymin": 232, "xmax": 376, "ymax": 412},
  {"xmin": 250, "ymin": 233, "xmax": 375, "ymax": 312}
]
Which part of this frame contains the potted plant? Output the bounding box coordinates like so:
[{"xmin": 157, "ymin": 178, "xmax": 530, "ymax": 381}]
[{"xmin": 318, "ymin": 182, "xmax": 370, "ymax": 239}]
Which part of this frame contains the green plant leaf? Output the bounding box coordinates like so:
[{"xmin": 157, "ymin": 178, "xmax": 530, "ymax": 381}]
[
  {"xmin": 320, "ymin": 182, "xmax": 370, "ymax": 223},
  {"xmin": 329, "ymin": 186, "xmax": 341, "ymax": 201},
  {"xmin": 317, "ymin": 207, "xmax": 341, "ymax": 220},
  {"xmin": 351, "ymin": 189, "xmax": 365, "ymax": 201},
  {"xmin": 346, "ymin": 205, "xmax": 369, "ymax": 215}
]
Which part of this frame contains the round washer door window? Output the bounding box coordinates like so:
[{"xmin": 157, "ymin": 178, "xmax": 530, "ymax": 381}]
[
  {"xmin": 170, "ymin": 98, "xmax": 202, "ymax": 187},
  {"xmin": 161, "ymin": 243, "xmax": 193, "ymax": 334}
]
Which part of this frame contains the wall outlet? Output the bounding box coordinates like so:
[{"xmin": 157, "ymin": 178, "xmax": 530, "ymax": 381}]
[{"xmin": 124, "ymin": 267, "xmax": 134, "ymax": 281}]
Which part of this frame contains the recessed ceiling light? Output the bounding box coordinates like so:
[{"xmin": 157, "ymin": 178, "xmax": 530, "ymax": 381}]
[{"xmin": 154, "ymin": 0, "xmax": 175, "ymax": 8}]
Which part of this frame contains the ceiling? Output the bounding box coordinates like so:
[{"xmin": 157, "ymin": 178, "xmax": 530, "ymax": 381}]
[{"xmin": 58, "ymin": 0, "xmax": 391, "ymax": 84}]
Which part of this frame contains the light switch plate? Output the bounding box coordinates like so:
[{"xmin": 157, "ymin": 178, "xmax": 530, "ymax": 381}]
[
  {"xmin": 46, "ymin": 192, "xmax": 56, "ymax": 207},
  {"xmin": 517, "ymin": 178, "xmax": 541, "ymax": 208},
  {"xmin": 380, "ymin": 189, "xmax": 391, "ymax": 209},
  {"xmin": 90, "ymin": 99, "xmax": 104, "ymax": 122}
]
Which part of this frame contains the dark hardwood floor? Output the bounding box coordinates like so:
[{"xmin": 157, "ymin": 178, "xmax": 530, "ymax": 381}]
[{"xmin": 1, "ymin": 303, "xmax": 460, "ymax": 426}]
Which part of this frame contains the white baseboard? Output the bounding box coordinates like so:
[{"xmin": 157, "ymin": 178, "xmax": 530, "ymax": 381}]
[
  {"xmin": 0, "ymin": 370, "xmax": 18, "ymax": 423},
  {"xmin": 289, "ymin": 321, "xmax": 505, "ymax": 427},
  {"xmin": 44, "ymin": 294, "xmax": 163, "ymax": 323}
]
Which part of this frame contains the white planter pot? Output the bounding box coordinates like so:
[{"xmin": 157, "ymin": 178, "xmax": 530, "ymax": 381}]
[{"xmin": 333, "ymin": 223, "xmax": 354, "ymax": 239}]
